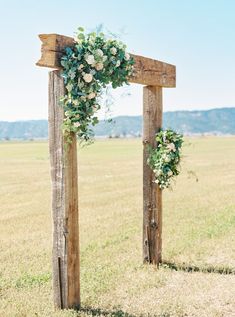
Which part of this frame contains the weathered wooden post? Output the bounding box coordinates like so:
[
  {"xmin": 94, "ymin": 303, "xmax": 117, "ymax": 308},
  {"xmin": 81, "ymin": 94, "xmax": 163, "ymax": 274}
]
[
  {"xmin": 48, "ymin": 70, "xmax": 80, "ymax": 309},
  {"xmin": 143, "ymin": 86, "xmax": 162, "ymax": 265},
  {"xmin": 36, "ymin": 32, "xmax": 176, "ymax": 309}
]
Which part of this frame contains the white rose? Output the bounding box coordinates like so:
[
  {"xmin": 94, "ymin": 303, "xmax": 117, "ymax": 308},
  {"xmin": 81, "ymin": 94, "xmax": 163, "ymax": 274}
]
[
  {"xmin": 96, "ymin": 49, "xmax": 103, "ymax": 57},
  {"xmin": 95, "ymin": 62, "xmax": 104, "ymax": 71},
  {"xmin": 167, "ymin": 143, "xmax": 176, "ymax": 152},
  {"xmin": 110, "ymin": 47, "xmax": 117, "ymax": 55},
  {"xmin": 74, "ymin": 122, "xmax": 81, "ymax": 127},
  {"xmin": 93, "ymin": 105, "xmax": 99, "ymax": 111},
  {"xmin": 103, "ymin": 55, "xmax": 108, "ymax": 62},
  {"xmin": 88, "ymin": 92, "xmax": 96, "ymax": 99},
  {"xmin": 85, "ymin": 55, "xmax": 95, "ymax": 65},
  {"xmin": 83, "ymin": 73, "xmax": 93, "ymax": 83},
  {"xmin": 124, "ymin": 52, "xmax": 130, "ymax": 61},
  {"xmin": 165, "ymin": 156, "xmax": 171, "ymax": 163},
  {"xmin": 154, "ymin": 170, "xmax": 161, "ymax": 177},
  {"xmin": 116, "ymin": 60, "xmax": 121, "ymax": 67}
]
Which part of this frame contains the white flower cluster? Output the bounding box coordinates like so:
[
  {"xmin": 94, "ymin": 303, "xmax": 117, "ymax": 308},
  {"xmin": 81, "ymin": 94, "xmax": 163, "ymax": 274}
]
[
  {"xmin": 147, "ymin": 129, "xmax": 183, "ymax": 189},
  {"xmin": 60, "ymin": 27, "xmax": 134, "ymax": 142}
]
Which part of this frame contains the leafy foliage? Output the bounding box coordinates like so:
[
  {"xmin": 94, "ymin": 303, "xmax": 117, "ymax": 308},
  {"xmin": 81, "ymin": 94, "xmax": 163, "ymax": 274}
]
[
  {"xmin": 60, "ymin": 27, "xmax": 134, "ymax": 143},
  {"xmin": 147, "ymin": 129, "xmax": 184, "ymax": 189}
]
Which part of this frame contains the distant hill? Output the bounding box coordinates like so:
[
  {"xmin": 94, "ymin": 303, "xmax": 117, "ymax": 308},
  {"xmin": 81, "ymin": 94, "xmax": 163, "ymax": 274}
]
[
  {"xmin": 0, "ymin": 120, "xmax": 48, "ymax": 140},
  {"xmin": 163, "ymin": 107, "xmax": 235, "ymax": 135},
  {"xmin": 0, "ymin": 108, "xmax": 235, "ymax": 140}
]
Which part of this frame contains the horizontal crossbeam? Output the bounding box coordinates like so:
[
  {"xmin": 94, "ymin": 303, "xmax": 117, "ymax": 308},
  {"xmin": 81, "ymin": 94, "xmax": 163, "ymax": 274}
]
[{"xmin": 36, "ymin": 34, "xmax": 176, "ymax": 87}]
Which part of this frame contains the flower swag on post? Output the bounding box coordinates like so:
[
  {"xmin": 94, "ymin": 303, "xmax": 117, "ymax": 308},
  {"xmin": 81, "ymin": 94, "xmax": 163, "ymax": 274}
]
[
  {"xmin": 60, "ymin": 27, "xmax": 135, "ymax": 143},
  {"xmin": 147, "ymin": 129, "xmax": 184, "ymax": 189}
]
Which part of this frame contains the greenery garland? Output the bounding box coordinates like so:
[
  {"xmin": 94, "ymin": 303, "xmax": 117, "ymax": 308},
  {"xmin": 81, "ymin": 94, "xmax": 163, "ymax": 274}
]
[
  {"xmin": 147, "ymin": 129, "xmax": 184, "ymax": 189},
  {"xmin": 60, "ymin": 27, "xmax": 135, "ymax": 143},
  {"xmin": 60, "ymin": 28, "xmax": 183, "ymax": 186}
]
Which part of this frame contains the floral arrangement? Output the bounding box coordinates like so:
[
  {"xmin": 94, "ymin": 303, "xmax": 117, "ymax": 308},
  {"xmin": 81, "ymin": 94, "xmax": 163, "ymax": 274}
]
[
  {"xmin": 60, "ymin": 27, "xmax": 135, "ymax": 143},
  {"xmin": 147, "ymin": 129, "xmax": 184, "ymax": 189}
]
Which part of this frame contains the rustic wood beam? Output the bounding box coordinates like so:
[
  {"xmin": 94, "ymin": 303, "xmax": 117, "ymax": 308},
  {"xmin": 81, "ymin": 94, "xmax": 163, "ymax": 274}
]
[
  {"xmin": 36, "ymin": 34, "xmax": 176, "ymax": 88},
  {"xmin": 49, "ymin": 70, "xmax": 80, "ymax": 309},
  {"xmin": 143, "ymin": 86, "xmax": 162, "ymax": 265}
]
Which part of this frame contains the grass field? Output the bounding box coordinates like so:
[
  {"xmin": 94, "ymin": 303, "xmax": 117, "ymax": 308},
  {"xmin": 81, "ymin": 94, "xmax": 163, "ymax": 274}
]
[{"xmin": 0, "ymin": 137, "xmax": 235, "ymax": 317}]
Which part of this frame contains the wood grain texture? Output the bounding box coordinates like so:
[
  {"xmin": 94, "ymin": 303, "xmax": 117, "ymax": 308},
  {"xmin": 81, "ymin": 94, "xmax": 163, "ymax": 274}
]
[
  {"xmin": 48, "ymin": 70, "xmax": 80, "ymax": 309},
  {"xmin": 37, "ymin": 34, "xmax": 176, "ymax": 87},
  {"xmin": 37, "ymin": 34, "xmax": 75, "ymax": 69},
  {"xmin": 131, "ymin": 55, "xmax": 175, "ymax": 87},
  {"xmin": 143, "ymin": 86, "xmax": 162, "ymax": 265},
  {"xmin": 64, "ymin": 132, "xmax": 80, "ymax": 309}
]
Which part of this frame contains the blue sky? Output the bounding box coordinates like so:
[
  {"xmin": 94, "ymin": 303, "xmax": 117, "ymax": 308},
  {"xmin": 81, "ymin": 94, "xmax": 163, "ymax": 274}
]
[{"xmin": 0, "ymin": 0, "xmax": 235, "ymax": 121}]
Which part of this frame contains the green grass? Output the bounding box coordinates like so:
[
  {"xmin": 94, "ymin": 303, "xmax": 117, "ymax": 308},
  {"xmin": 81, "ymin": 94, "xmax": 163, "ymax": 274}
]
[{"xmin": 0, "ymin": 137, "xmax": 235, "ymax": 317}]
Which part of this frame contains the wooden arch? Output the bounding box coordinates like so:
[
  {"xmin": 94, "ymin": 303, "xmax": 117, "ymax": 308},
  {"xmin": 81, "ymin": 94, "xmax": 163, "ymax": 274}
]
[{"xmin": 36, "ymin": 33, "xmax": 176, "ymax": 309}]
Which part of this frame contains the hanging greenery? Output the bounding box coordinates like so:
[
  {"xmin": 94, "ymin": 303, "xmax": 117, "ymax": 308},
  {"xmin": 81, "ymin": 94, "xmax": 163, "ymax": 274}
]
[
  {"xmin": 147, "ymin": 129, "xmax": 184, "ymax": 189},
  {"xmin": 60, "ymin": 27, "xmax": 135, "ymax": 143}
]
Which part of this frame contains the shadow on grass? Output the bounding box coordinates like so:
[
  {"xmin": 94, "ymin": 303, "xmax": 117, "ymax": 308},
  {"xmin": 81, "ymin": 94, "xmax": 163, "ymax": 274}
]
[
  {"xmin": 161, "ymin": 260, "xmax": 235, "ymax": 275},
  {"xmin": 72, "ymin": 263, "xmax": 235, "ymax": 317},
  {"xmin": 78, "ymin": 307, "xmax": 169, "ymax": 317},
  {"xmin": 78, "ymin": 307, "xmax": 136, "ymax": 316}
]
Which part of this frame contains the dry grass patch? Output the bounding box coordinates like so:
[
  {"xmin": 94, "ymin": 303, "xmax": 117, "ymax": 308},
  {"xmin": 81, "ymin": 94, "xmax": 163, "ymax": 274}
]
[{"xmin": 0, "ymin": 137, "xmax": 234, "ymax": 316}]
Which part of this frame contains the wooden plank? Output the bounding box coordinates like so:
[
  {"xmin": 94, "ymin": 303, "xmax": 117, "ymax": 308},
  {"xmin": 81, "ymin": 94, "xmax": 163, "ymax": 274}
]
[
  {"xmin": 49, "ymin": 70, "xmax": 80, "ymax": 309},
  {"xmin": 37, "ymin": 34, "xmax": 75, "ymax": 69},
  {"xmin": 143, "ymin": 86, "xmax": 162, "ymax": 265},
  {"xmin": 131, "ymin": 55, "xmax": 175, "ymax": 87},
  {"xmin": 65, "ymin": 131, "xmax": 80, "ymax": 308},
  {"xmin": 37, "ymin": 34, "xmax": 176, "ymax": 87}
]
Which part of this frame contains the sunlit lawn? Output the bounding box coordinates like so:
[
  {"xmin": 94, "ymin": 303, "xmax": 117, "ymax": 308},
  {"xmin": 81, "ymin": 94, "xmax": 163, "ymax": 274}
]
[{"xmin": 0, "ymin": 137, "xmax": 235, "ymax": 317}]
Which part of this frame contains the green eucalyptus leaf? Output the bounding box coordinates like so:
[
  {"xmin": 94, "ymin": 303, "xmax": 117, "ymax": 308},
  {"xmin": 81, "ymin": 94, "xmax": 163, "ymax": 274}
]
[{"xmin": 60, "ymin": 26, "xmax": 135, "ymax": 144}]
